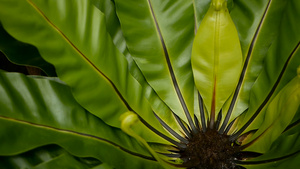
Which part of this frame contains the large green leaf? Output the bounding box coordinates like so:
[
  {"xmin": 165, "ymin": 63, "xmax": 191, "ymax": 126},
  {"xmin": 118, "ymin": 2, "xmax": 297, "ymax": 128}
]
[
  {"xmin": 0, "ymin": 145, "xmax": 104, "ymax": 169},
  {"xmin": 0, "ymin": 0, "xmax": 299, "ymax": 168},
  {"xmin": 219, "ymin": 0, "xmax": 292, "ymax": 129},
  {"xmin": 114, "ymin": 0, "xmax": 197, "ymax": 127},
  {"xmin": 192, "ymin": 0, "xmax": 294, "ymax": 132},
  {"xmin": 1, "ymin": 147, "xmax": 113, "ymax": 169},
  {"xmin": 242, "ymin": 153, "xmax": 300, "ymax": 169},
  {"xmin": 239, "ymin": 122, "xmax": 300, "ymax": 169},
  {"xmin": 0, "ymin": 0, "xmax": 174, "ymax": 142},
  {"xmin": 191, "ymin": 0, "xmax": 243, "ymax": 128},
  {"xmin": 91, "ymin": 0, "xmax": 180, "ymax": 134},
  {"xmin": 0, "ymin": 145, "xmax": 67, "ymax": 169},
  {"xmin": 0, "ymin": 72, "xmax": 163, "ymax": 169},
  {"xmin": 231, "ymin": 0, "xmax": 300, "ymax": 136},
  {"xmin": 244, "ymin": 75, "xmax": 300, "ymax": 153}
]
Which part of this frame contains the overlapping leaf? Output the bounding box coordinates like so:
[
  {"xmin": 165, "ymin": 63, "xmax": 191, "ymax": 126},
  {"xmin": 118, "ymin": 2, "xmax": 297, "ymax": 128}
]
[
  {"xmin": 0, "ymin": 0, "xmax": 299, "ymax": 168},
  {"xmin": 0, "ymin": 23, "xmax": 56, "ymax": 76},
  {"xmin": 0, "ymin": 72, "xmax": 161, "ymax": 169},
  {"xmin": 233, "ymin": 0, "xmax": 300, "ymax": 136},
  {"xmin": 240, "ymin": 123, "xmax": 300, "ymax": 169},
  {"xmin": 91, "ymin": 0, "xmax": 180, "ymax": 133},
  {"xmin": 244, "ymin": 75, "xmax": 300, "ymax": 152},
  {"xmin": 220, "ymin": 0, "xmax": 293, "ymax": 128},
  {"xmin": 0, "ymin": 145, "xmax": 103, "ymax": 169},
  {"xmin": 0, "ymin": 0, "xmax": 174, "ymax": 142},
  {"xmin": 114, "ymin": 0, "xmax": 197, "ymax": 124}
]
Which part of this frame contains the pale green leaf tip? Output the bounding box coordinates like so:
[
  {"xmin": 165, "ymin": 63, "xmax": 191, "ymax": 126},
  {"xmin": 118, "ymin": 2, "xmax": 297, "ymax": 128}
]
[
  {"xmin": 212, "ymin": 0, "xmax": 227, "ymax": 11},
  {"xmin": 297, "ymin": 65, "xmax": 300, "ymax": 78}
]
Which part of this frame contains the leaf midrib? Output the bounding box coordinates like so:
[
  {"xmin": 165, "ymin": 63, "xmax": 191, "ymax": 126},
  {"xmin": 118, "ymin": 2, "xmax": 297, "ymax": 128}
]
[
  {"xmin": 230, "ymin": 41, "xmax": 300, "ymax": 140},
  {"xmin": 147, "ymin": 0, "xmax": 197, "ymax": 133},
  {"xmin": 219, "ymin": 0, "xmax": 273, "ymax": 133},
  {"xmin": 0, "ymin": 115, "xmax": 155, "ymax": 161},
  {"xmin": 26, "ymin": 0, "xmax": 132, "ymax": 111}
]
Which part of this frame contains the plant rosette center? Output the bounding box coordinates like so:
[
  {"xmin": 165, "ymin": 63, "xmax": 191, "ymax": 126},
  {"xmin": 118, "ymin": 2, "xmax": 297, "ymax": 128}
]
[{"xmin": 180, "ymin": 129, "xmax": 240, "ymax": 169}]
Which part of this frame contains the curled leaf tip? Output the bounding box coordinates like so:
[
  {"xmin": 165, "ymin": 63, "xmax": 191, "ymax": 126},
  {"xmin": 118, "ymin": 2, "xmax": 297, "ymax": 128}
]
[
  {"xmin": 120, "ymin": 111, "xmax": 138, "ymax": 127},
  {"xmin": 120, "ymin": 112, "xmax": 177, "ymax": 168}
]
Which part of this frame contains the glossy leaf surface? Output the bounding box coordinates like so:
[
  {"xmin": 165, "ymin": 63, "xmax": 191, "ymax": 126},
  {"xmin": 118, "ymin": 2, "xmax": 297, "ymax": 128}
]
[
  {"xmin": 245, "ymin": 75, "xmax": 300, "ymax": 152},
  {"xmin": 241, "ymin": 122, "xmax": 300, "ymax": 169},
  {"xmin": 115, "ymin": 0, "xmax": 196, "ymax": 123},
  {"xmin": 0, "ymin": 0, "xmax": 299, "ymax": 168},
  {"xmin": 0, "ymin": 145, "xmax": 105, "ymax": 169},
  {"xmin": 224, "ymin": 0, "xmax": 291, "ymax": 122},
  {"xmin": 0, "ymin": 0, "xmax": 171, "ymax": 142},
  {"xmin": 191, "ymin": 0, "xmax": 242, "ymax": 126},
  {"xmin": 91, "ymin": 0, "xmax": 181, "ymax": 133},
  {"xmin": 234, "ymin": 0, "xmax": 300, "ymax": 135},
  {"xmin": 0, "ymin": 72, "xmax": 161, "ymax": 169}
]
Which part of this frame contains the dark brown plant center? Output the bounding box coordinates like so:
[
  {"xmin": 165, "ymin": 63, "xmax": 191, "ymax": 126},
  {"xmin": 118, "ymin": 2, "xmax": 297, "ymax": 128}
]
[{"xmin": 180, "ymin": 129, "xmax": 240, "ymax": 169}]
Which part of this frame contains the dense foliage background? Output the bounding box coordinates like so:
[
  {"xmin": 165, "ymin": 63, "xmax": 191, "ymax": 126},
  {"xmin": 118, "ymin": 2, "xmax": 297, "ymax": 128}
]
[{"xmin": 0, "ymin": 0, "xmax": 299, "ymax": 168}]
